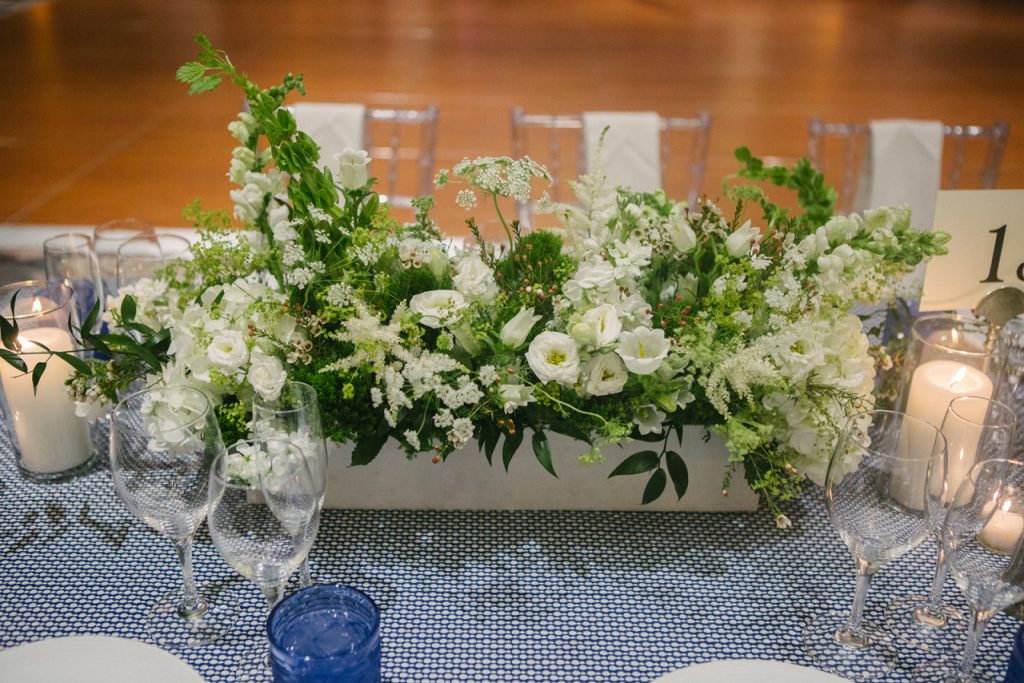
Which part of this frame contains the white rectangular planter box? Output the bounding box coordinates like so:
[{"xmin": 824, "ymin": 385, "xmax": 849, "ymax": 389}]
[{"xmin": 324, "ymin": 427, "xmax": 759, "ymax": 512}]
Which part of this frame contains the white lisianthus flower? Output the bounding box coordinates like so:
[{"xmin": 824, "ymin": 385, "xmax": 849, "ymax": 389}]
[
  {"xmin": 207, "ymin": 330, "xmax": 250, "ymax": 372},
  {"xmin": 409, "ymin": 290, "xmax": 467, "ymax": 329},
  {"xmin": 583, "ymin": 304, "xmax": 622, "ymax": 348},
  {"xmin": 248, "ymin": 349, "xmax": 288, "ymax": 402},
  {"xmin": 498, "ymin": 383, "xmax": 534, "ymax": 413},
  {"xmin": 500, "ymin": 307, "xmax": 541, "ymax": 348},
  {"xmin": 453, "ymin": 251, "xmax": 499, "ymax": 303},
  {"xmin": 725, "ymin": 220, "xmax": 761, "ymax": 258},
  {"xmin": 583, "ymin": 353, "xmax": 628, "ymax": 396},
  {"xmin": 526, "ymin": 332, "xmax": 581, "ymax": 386},
  {"xmin": 666, "ymin": 215, "xmax": 698, "ymax": 253},
  {"xmin": 333, "ymin": 148, "xmax": 371, "ymax": 190},
  {"xmin": 633, "ymin": 404, "xmax": 666, "ymax": 435},
  {"xmin": 616, "ymin": 327, "xmax": 670, "ymax": 375}
]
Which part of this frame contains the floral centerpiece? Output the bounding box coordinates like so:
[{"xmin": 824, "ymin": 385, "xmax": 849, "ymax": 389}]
[{"xmin": 2, "ymin": 36, "xmax": 948, "ymax": 525}]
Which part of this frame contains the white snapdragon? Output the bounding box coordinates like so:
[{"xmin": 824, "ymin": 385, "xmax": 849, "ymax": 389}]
[
  {"xmin": 500, "ymin": 307, "xmax": 541, "ymax": 348},
  {"xmin": 333, "ymin": 148, "xmax": 371, "ymax": 190},
  {"xmin": 453, "ymin": 251, "xmax": 499, "ymax": 303},
  {"xmin": 227, "ymin": 112, "xmax": 256, "ymax": 143},
  {"xmin": 583, "ymin": 353, "xmax": 628, "ymax": 396},
  {"xmin": 409, "ymin": 290, "xmax": 467, "ymax": 329},
  {"xmin": 725, "ymin": 220, "xmax": 760, "ymax": 258},
  {"xmin": 616, "ymin": 327, "xmax": 670, "ymax": 375},
  {"xmin": 526, "ymin": 332, "xmax": 581, "ymax": 386}
]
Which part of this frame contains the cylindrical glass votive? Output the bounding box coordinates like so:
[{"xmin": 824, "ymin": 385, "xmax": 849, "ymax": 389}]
[
  {"xmin": 43, "ymin": 232, "xmax": 104, "ymax": 330},
  {"xmin": 0, "ymin": 281, "xmax": 97, "ymax": 481},
  {"xmin": 268, "ymin": 584, "xmax": 381, "ymax": 683},
  {"xmin": 93, "ymin": 217, "xmax": 155, "ymax": 298},
  {"xmin": 897, "ymin": 314, "xmax": 1006, "ymax": 432}
]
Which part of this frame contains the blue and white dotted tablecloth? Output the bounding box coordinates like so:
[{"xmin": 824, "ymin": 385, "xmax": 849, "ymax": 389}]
[{"xmin": 0, "ymin": 436, "xmax": 1018, "ymax": 682}]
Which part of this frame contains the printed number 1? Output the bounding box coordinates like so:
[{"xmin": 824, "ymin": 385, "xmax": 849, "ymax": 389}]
[{"xmin": 982, "ymin": 225, "xmax": 1008, "ymax": 283}]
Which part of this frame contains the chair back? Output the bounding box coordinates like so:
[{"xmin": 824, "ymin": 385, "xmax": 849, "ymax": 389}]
[
  {"xmin": 510, "ymin": 108, "xmax": 712, "ymax": 228},
  {"xmin": 807, "ymin": 118, "xmax": 1010, "ymax": 214},
  {"xmin": 363, "ymin": 106, "xmax": 440, "ymax": 208}
]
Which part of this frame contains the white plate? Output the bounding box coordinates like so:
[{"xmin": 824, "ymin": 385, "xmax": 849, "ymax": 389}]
[
  {"xmin": 0, "ymin": 635, "xmax": 204, "ymax": 683},
  {"xmin": 652, "ymin": 660, "xmax": 847, "ymax": 683}
]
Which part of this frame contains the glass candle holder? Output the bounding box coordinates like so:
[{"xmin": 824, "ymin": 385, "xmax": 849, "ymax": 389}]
[
  {"xmin": 268, "ymin": 584, "xmax": 381, "ymax": 683},
  {"xmin": 43, "ymin": 232, "xmax": 104, "ymax": 331},
  {"xmin": 897, "ymin": 314, "xmax": 1006, "ymax": 433},
  {"xmin": 93, "ymin": 218, "xmax": 155, "ymax": 299},
  {"xmin": 0, "ymin": 281, "xmax": 98, "ymax": 481},
  {"xmin": 115, "ymin": 234, "xmax": 190, "ymax": 291}
]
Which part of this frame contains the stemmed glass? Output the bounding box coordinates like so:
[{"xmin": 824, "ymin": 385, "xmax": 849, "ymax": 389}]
[
  {"xmin": 93, "ymin": 217, "xmax": 155, "ymax": 298},
  {"xmin": 208, "ymin": 439, "xmax": 321, "ymax": 680},
  {"xmin": 42, "ymin": 232, "xmax": 104, "ymax": 330},
  {"xmin": 109, "ymin": 385, "xmax": 234, "ymax": 649},
  {"xmin": 916, "ymin": 458, "xmax": 1024, "ymax": 682},
  {"xmin": 115, "ymin": 233, "xmax": 191, "ymax": 290},
  {"xmin": 251, "ymin": 381, "xmax": 329, "ymax": 588},
  {"xmin": 803, "ymin": 409, "xmax": 947, "ymax": 681},
  {"xmin": 886, "ymin": 396, "xmax": 1017, "ymax": 652}
]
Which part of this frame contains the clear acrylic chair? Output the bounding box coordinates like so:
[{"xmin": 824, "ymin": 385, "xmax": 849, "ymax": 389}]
[
  {"xmin": 509, "ymin": 108, "xmax": 712, "ymax": 228},
  {"xmin": 807, "ymin": 118, "xmax": 1010, "ymax": 214}
]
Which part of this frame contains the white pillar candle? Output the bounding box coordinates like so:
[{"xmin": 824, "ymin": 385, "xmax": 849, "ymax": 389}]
[
  {"xmin": 0, "ymin": 327, "xmax": 93, "ymax": 473},
  {"xmin": 980, "ymin": 501, "xmax": 1024, "ymax": 555},
  {"xmin": 893, "ymin": 360, "xmax": 993, "ymax": 509}
]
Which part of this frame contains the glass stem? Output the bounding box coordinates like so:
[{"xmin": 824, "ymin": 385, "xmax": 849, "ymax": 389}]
[
  {"xmin": 260, "ymin": 582, "xmax": 285, "ymax": 613},
  {"xmin": 299, "ymin": 558, "xmax": 313, "ymax": 588},
  {"xmin": 959, "ymin": 606, "xmax": 995, "ymax": 679},
  {"xmin": 173, "ymin": 534, "xmax": 207, "ymax": 619},
  {"xmin": 925, "ymin": 545, "xmax": 951, "ymax": 613},
  {"xmin": 837, "ymin": 557, "xmax": 878, "ymax": 646}
]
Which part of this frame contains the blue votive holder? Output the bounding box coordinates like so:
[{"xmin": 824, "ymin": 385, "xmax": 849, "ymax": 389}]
[
  {"xmin": 268, "ymin": 584, "xmax": 381, "ymax": 683},
  {"xmin": 1007, "ymin": 623, "xmax": 1024, "ymax": 683}
]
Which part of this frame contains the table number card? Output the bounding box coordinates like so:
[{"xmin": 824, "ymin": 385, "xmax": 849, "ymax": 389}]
[{"xmin": 920, "ymin": 190, "xmax": 1024, "ymax": 312}]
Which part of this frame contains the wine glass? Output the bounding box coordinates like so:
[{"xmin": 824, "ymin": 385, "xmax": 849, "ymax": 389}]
[
  {"xmin": 109, "ymin": 384, "xmax": 234, "ymax": 649},
  {"xmin": 251, "ymin": 381, "xmax": 329, "ymax": 587},
  {"xmin": 886, "ymin": 396, "xmax": 1017, "ymax": 652},
  {"xmin": 208, "ymin": 439, "xmax": 321, "ymax": 680},
  {"xmin": 803, "ymin": 409, "xmax": 947, "ymax": 681},
  {"xmin": 915, "ymin": 458, "xmax": 1024, "ymax": 682},
  {"xmin": 42, "ymin": 232, "xmax": 104, "ymax": 330},
  {"xmin": 93, "ymin": 218, "xmax": 155, "ymax": 298},
  {"xmin": 115, "ymin": 233, "xmax": 191, "ymax": 290}
]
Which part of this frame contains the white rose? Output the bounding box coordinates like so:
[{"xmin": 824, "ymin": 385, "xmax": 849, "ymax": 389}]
[
  {"xmin": 725, "ymin": 220, "xmax": 761, "ymax": 258},
  {"xmin": 583, "ymin": 353, "xmax": 628, "ymax": 396},
  {"xmin": 616, "ymin": 327, "xmax": 670, "ymax": 375},
  {"xmin": 666, "ymin": 215, "xmax": 697, "ymax": 253},
  {"xmin": 498, "ymin": 383, "xmax": 534, "ymax": 413},
  {"xmin": 633, "ymin": 404, "xmax": 666, "ymax": 435},
  {"xmin": 248, "ymin": 349, "xmax": 288, "ymax": 402},
  {"xmin": 453, "ymin": 252, "xmax": 499, "ymax": 303},
  {"xmin": 409, "ymin": 290, "xmax": 467, "ymax": 329},
  {"xmin": 333, "ymin": 148, "xmax": 371, "ymax": 190},
  {"xmin": 207, "ymin": 330, "xmax": 250, "ymax": 373},
  {"xmin": 583, "ymin": 304, "xmax": 622, "ymax": 348},
  {"xmin": 500, "ymin": 307, "xmax": 541, "ymax": 347},
  {"xmin": 526, "ymin": 332, "xmax": 581, "ymax": 386}
]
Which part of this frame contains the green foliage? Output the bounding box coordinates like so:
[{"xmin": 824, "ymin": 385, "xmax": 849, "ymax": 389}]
[{"xmin": 215, "ymin": 398, "xmax": 251, "ymax": 447}]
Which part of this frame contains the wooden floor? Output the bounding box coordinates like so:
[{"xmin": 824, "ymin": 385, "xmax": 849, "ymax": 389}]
[{"xmin": 1, "ymin": 0, "xmax": 1023, "ymax": 233}]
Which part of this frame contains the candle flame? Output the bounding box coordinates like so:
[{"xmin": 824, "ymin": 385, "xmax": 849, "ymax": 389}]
[
  {"xmin": 1003, "ymin": 499, "xmax": 1013, "ymax": 513},
  {"xmin": 951, "ymin": 328, "xmax": 960, "ymax": 347},
  {"xmin": 30, "ymin": 298, "xmax": 42, "ymax": 314},
  {"xmin": 949, "ymin": 366, "xmax": 968, "ymax": 390}
]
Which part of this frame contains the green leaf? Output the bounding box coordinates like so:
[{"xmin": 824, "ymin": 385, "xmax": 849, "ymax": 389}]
[
  {"xmin": 502, "ymin": 430, "xmax": 524, "ymax": 472},
  {"xmin": 665, "ymin": 451, "xmax": 689, "ymax": 501},
  {"xmin": 120, "ymin": 295, "xmax": 137, "ymax": 323},
  {"xmin": 82, "ymin": 298, "xmax": 101, "ymax": 335},
  {"xmin": 31, "ymin": 362, "xmax": 45, "ymax": 394},
  {"xmin": 531, "ymin": 430, "xmax": 556, "ymax": 478},
  {"xmin": 642, "ymin": 468, "xmax": 667, "ymax": 505},
  {"xmin": 1, "ymin": 290, "xmax": 19, "ymax": 349},
  {"xmin": 0, "ymin": 349, "xmax": 27, "ymax": 373},
  {"xmin": 351, "ymin": 432, "xmax": 387, "ymax": 466},
  {"xmin": 189, "ymin": 75, "xmax": 222, "ymax": 95},
  {"xmin": 482, "ymin": 425, "xmax": 500, "ymax": 465},
  {"xmin": 55, "ymin": 351, "xmax": 91, "ymax": 375},
  {"xmin": 175, "ymin": 61, "xmax": 206, "ymax": 84},
  {"xmin": 608, "ymin": 450, "xmax": 660, "ymax": 477}
]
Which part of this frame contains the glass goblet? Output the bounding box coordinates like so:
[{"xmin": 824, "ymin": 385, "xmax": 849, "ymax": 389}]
[
  {"xmin": 208, "ymin": 439, "xmax": 321, "ymax": 681},
  {"xmin": 915, "ymin": 458, "xmax": 1024, "ymax": 683},
  {"xmin": 886, "ymin": 396, "xmax": 1017, "ymax": 652},
  {"xmin": 803, "ymin": 409, "xmax": 946, "ymax": 681},
  {"xmin": 251, "ymin": 381, "xmax": 329, "ymax": 588},
  {"xmin": 109, "ymin": 384, "xmax": 233, "ymax": 649}
]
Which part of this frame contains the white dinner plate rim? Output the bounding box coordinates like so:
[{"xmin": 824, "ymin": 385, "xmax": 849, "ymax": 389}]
[{"xmin": 652, "ymin": 658, "xmax": 848, "ymax": 683}]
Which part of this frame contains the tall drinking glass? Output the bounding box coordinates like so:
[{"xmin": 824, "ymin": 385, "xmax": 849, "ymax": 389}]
[
  {"xmin": 42, "ymin": 232, "xmax": 104, "ymax": 330},
  {"xmin": 109, "ymin": 385, "xmax": 233, "ymax": 648},
  {"xmin": 208, "ymin": 439, "xmax": 321, "ymax": 681},
  {"xmin": 251, "ymin": 381, "xmax": 329, "ymax": 587},
  {"xmin": 886, "ymin": 396, "xmax": 1017, "ymax": 651},
  {"xmin": 915, "ymin": 459, "xmax": 1024, "ymax": 682},
  {"xmin": 93, "ymin": 218, "xmax": 155, "ymax": 298},
  {"xmin": 115, "ymin": 234, "xmax": 191, "ymax": 290},
  {"xmin": 803, "ymin": 409, "xmax": 946, "ymax": 681}
]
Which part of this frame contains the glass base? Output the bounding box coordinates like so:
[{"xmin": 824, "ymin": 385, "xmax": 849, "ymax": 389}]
[
  {"xmin": 884, "ymin": 594, "xmax": 964, "ymax": 653},
  {"xmin": 15, "ymin": 448, "xmax": 101, "ymax": 483},
  {"xmin": 238, "ymin": 645, "xmax": 274, "ymax": 682},
  {"xmin": 802, "ymin": 609, "xmax": 899, "ymax": 681},
  {"xmin": 913, "ymin": 658, "xmax": 994, "ymax": 683},
  {"xmin": 146, "ymin": 585, "xmax": 236, "ymax": 650}
]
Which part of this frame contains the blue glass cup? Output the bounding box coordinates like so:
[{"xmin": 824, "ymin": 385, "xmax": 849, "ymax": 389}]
[{"xmin": 268, "ymin": 584, "xmax": 381, "ymax": 683}]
